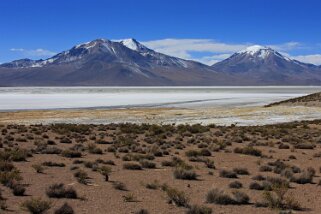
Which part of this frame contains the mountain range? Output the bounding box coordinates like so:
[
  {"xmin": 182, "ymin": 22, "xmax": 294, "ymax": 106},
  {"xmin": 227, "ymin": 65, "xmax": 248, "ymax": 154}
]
[{"xmin": 1, "ymin": 39, "xmax": 321, "ymax": 86}]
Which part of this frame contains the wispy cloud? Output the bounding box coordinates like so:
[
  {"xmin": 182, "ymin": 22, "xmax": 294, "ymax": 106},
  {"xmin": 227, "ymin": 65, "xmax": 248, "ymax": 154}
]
[
  {"xmin": 142, "ymin": 39, "xmax": 248, "ymax": 60},
  {"xmin": 142, "ymin": 39, "xmax": 311, "ymax": 65},
  {"xmin": 269, "ymin": 42, "xmax": 303, "ymax": 52},
  {"xmin": 291, "ymin": 54, "xmax": 321, "ymax": 65},
  {"xmin": 10, "ymin": 48, "xmax": 56, "ymax": 58},
  {"xmin": 197, "ymin": 54, "xmax": 232, "ymax": 65}
]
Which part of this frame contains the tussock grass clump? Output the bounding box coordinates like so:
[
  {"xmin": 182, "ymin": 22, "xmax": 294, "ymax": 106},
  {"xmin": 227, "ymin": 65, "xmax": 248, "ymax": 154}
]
[
  {"xmin": 294, "ymin": 143, "xmax": 314, "ymax": 150},
  {"xmin": 278, "ymin": 144, "xmax": 290, "ymax": 149},
  {"xmin": 266, "ymin": 176, "xmax": 289, "ymax": 188},
  {"xmin": 21, "ymin": 198, "xmax": 51, "ymax": 214},
  {"xmin": 51, "ymin": 124, "xmax": 90, "ymax": 135},
  {"xmin": 203, "ymin": 158, "xmax": 215, "ymax": 169},
  {"xmin": 229, "ymin": 181, "xmax": 243, "ymax": 189},
  {"xmin": 234, "ymin": 146, "xmax": 262, "ymax": 157},
  {"xmin": 174, "ymin": 166, "xmax": 197, "ymax": 180},
  {"xmin": 87, "ymin": 143, "xmax": 103, "ymax": 154},
  {"xmin": 123, "ymin": 163, "xmax": 142, "ymax": 170},
  {"xmin": 0, "ymin": 161, "xmax": 15, "ymax": 172},
  {"xmin": 32, "ymin": 164, "xmax": 44, "ymax": 173},
  {"xmin": 60, "ymin": 137, "xmax": 72, "ymax": 144},
  {"xmin": 262, "ymin": 183, "xmax": 301, "ymax": 211},
  {"xmin": 74, "ymin": 170, "xmax": 88, "ymax": 184},
  {"xmin": 249, "ymin": 182, "xmax": 264, "ymax": 190},
  {"xmin": 139, "ymin": 160, "xmax": 156, "ymax": 169},
  {"xmin": 232, "ymin": 191, "xmax": 250, "ymax": 204},
  {"xmin": 42, "ymin": 161, "xmax": 65, "ymax": 167},
  {"xmin": 165, "ymin": 186, "xmax": 189, "ymax": 207},
  {"xmin": 206, "ymin": 188, "xmax": 250, "ymax": 205},
  {"xmin": 12, "ymin": 183, "xmax": 26, "ymax": 196},
  {"xmin": 145, "ymin": 180, "xmax": 159, "ymax": 190},
  {"xmin": 185, "ymin": 149, "xmax": 211, "ymax": 157},
  {"xmin": 290, "ymin": 168, "xmax": 315, "ymax": 184},
  {"xmin": 0, "ymin": 170, "xmax": 23, "ymax": 186},
  {"xmin": 259, "ymin": 165, "xmax": 273, "ymax": 172},
  {"xmin": 233, "ymin": 167, "xmax": 249, "ymax": 175},
  {"xmin": 135, "ymin": 209, "xmax": 149, "ymax": 214},
  {"xmin": 54, "ymin": 203, "xmax": 74, "ymax": 214},
  {"xmin": 206, "ymin": 188, "xmax": 234, "ymax": 204},
  {"xmin": 0, "ymin": 149, "xmax": 29, "ymax": 162},
  {"xmin": 95, "ymin": 159, "xmax": 115, "ymax": 165},
  {"xmin": 113, "ymin": 181, "xmax": 127, "ymax": 191},
  {"xmin": 219, "ymin": 169, "xmax": 237, "ymax": 178},
  {"xmin": 46, "ymin": 183, "xmax": 77, "ymax": 199},
  {"xmin": 123, "ymin": 193, "xmax": 136, "ymax": 202},
  {"xmin": 252, "ymin": 174, "xmax": 266, "ymax": 181},
  {"xmin": 186, "ymin": 205, "xmax": 212, "ymax": 214},
  {"xmin": 62, "ymin": 150, "xmax": 81, "ymax": 158}
]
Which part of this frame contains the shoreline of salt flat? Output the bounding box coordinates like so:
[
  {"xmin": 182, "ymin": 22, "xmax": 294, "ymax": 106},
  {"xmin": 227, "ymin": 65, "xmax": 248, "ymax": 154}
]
[{"xmin": 1, "ymin": 105, "xmax": 321, "ymax": 126}]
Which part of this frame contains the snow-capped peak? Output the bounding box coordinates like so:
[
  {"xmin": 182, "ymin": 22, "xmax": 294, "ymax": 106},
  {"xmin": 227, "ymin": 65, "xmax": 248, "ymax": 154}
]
[
  {"xmin": 74, "ymin": 38, "xmax": 109, "ymax": 50},
  {"xmin": 237, "ymin": 45, "xmax": 277, "ymax": 59},
  {"xmin": 119, "ymin": 38, "xmax": 148, "ymax": 52},
  {"xmin": 239, "ymin": 45, "xmax": 271, "ymax": 54}
]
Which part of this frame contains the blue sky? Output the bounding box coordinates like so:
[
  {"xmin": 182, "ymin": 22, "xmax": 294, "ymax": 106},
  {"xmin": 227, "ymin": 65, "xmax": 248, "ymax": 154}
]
[{"xmin": 1, "ymin": 0, "xmax": 321, "ymax": 65}]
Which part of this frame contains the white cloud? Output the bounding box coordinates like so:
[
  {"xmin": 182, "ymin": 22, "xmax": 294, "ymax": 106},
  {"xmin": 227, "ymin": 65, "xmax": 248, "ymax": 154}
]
[
  {"xmin": 196, "ymin": 54, "xmax": 232, "ymax": 65},
  {"xmin": 10, "ymin": 48, "xmax": 56, "ymax": 58},
  {"xmin": 269, "ymin": 42, "xmax": 303, "ymax": 52},
  {"xmin": 142, "ymin": 39, "xmax": 249, "ymax": 60},
  {"xmin": 141, "ymin": 38, "xmax": 311, "ymax": 65},
  {"xmin": 291, "ymin": 54, "xmax": 321, "ymax": 65}
]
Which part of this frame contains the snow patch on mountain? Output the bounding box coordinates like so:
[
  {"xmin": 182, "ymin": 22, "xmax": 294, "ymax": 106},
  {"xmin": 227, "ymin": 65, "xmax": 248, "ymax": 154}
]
[{"xmin": 238, "ymin": 45, "xmax": 273, "ymax": 59}]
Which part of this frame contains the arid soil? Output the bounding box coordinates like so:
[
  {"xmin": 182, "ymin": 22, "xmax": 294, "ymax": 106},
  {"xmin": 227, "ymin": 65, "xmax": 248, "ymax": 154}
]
[{"xmin": 0, "ymin": 122, "xmax": 321, "ymax": 213}]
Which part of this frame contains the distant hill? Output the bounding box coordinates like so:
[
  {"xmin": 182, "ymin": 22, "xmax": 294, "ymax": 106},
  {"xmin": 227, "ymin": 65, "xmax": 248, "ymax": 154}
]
[
  {"xmin": 212, "ymin": 45, "xmax": 321, "ymax": 85},
  {"xmin": 266, "ymin": 92, "xmax": 321, "ymax": 107},
  {"xmin": 1, "ymin": 40, "xmax": 321, "ymax": 86}
]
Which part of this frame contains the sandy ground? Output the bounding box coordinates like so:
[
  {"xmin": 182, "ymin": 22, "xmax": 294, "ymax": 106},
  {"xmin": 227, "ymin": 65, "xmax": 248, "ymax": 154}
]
[
  {"xmin": 1, "ymin": 105, "xmax": 321, "ymax": 126},
  {"xmin": 1, "ymin": 122, "xmax": 321, "ymax": 214}
]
